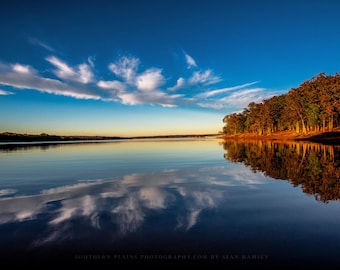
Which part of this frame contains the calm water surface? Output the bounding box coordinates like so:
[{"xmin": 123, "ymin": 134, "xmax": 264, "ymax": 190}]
[{"xmin": 1, "ymin": 138, "xmax": 340, "ymax": 267}]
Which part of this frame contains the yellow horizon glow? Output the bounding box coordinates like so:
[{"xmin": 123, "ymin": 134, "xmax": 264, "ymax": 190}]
[{"xmin": 2, "ymin": 126, "xmax": 221, "ymax": 137}]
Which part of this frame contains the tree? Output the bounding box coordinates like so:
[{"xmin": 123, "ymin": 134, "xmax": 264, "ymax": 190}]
[{"xmin": 222, "ymin": 72, "xmax": 340, "ymax": 136}]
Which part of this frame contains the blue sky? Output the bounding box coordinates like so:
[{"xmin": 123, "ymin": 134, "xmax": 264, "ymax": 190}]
[{"xmin": 1, "ymin": 0, "xmax": 340, "ymax": 136}]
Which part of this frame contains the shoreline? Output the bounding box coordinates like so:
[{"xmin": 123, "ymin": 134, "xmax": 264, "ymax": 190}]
[
  {"xmin": 1, "ymin": 130, "xmax": 339, "ymax": 145},
  {"xmin": 0, "ymin": 132, "xmax": 220, "ymax": 144},
  {"xmin": 220, "ymin": 130, "xmax": 340, "ymax": 145}
]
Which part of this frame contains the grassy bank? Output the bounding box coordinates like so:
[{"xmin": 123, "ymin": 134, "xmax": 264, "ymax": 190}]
[{"xmin": 221, "ymin": 128, "xmax": 340, "ymax": 145}]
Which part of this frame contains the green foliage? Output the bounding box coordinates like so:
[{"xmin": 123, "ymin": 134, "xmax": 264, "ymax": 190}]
[{"xmin": 222, "ymin": 72, "xmax": 340, "ymax": 135}]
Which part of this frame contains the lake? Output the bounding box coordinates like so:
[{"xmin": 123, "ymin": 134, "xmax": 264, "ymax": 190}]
[{"xmin": 1, "ymin": 138, "xmax": 340, "ymax": 267}]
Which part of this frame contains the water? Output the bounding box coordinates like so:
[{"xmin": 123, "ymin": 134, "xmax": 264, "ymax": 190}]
[{"xmin": 1, "ymin": 138, "xmax": 340, "ymax": 267}]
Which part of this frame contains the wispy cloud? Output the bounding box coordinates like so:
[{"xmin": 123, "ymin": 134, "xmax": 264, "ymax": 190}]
[
  {"xmin": 46, "ymin": 56, "xmax": 94, "ymax": 84},
  {"xmin": 29, "ymin": 38, "xmax": 55, "ymax": 52},
  {"xmin": 97, "ymin": 80, "xmax": 126, "ymax": 93},
  {"xmin": 197, "ymin": 87, "xmax": 278, "ymax": 110},
  {"xmin": 191, "ymin": 79, "xmax": 284, "ymax": 111},
  {"xmin": 0, "ymin": 49, "xmax": 278, "ymax": 112},
  {"xmin": 87, "ymin": 56, "xmax": 95, "ymax": 68},
  {"xmin": 118, "ymin": 91, "xmax": 183, "ymax": 107},
  {"xmin": 184, "ymin": 52, "xmax": 197, "ymax": 69},
  {"xmin": 167, "ymin": 77, "xmax": 185, "ymax": 91},
  {"xmin": 0, "ymin": 89, "xmax": 14, "ymax": 95},
  {"xmin": 108, "ymin": 56, "xmax": 139, "ymax": 82},
  {"xmin": 196, "ymin": 81, "xmax": 260, "ymax": 98},
  {"xmin": 0, "ymin": 63, "xmax": 103, "ymax": 100},
  {"xmin": 189, "ymin": 69, "xmax": 222, "ymax": 85}
]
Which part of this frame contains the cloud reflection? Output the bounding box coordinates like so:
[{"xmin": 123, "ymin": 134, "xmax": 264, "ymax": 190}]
[
  {"xmin": 175, "ymin": 187, "xmax": 223, "ymax": 231},
  {"xmin": 112, "ymin": 194, "xmax": 145, "ymax": 234},
  {"xmin": 0, "ymin": 165, "xmax": 266, "ymax": 246},
  {"xmin": 0, "ymin": 189, "xmax": 16, "ymax": 196}
]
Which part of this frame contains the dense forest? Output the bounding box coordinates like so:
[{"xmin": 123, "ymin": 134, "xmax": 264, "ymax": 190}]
[{"xmin": 222, "ymin": 72, "xmax": 340, "ymax": 135}]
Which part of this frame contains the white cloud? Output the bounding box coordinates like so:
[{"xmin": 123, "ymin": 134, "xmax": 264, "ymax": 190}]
[
  {"xmin": 12, "ymin": 64, "xmax": 33, "ymax": 74},
  {"xmin": 184, "ymin": 53, "xmax": 197, "ymax": 69},
  {"xmin": 118, "ymin": 92, "xmax": 141, "ymax": 105},
  {"xmin": 136, "ymin": 68, "xmax": 165, "ymax": 91},
  {"xmin": 118, "ymin": 91, "xmax": 182, "ymax": 107},
  {"xmin": 109, "ymin": 56, "xmax": 139, "ymax": 82},
  {"xmin": 46, "ymin": 56, "xmax": 94, "ymax": 84},
  {"xmin": 197, "ymin": 87, "xmax": 274, "ymax": 110},
  {"xmin": 105, "ymin": 57, "xmax": 186, "ymax": 106},
  {"xmin": 0, "ymin": 50, "xmax": 279, "ymax": 111},
  {"xmin": 189, "ymin": 69, "xmax": 221, "ymax": 85},
  {"xmin": 87, "ymin": 56, "xmax": 95, "ymax": 67},
  {"xmin": 0, "ymin": 89, "xmax": 14, "ymax": 95},
  {"xmin": 197, "ymin": 81, "xmax": 260, "ymax": 98},
  {"xmin": 97, "ymin": 80, "xmax": 126, "ymax": 92},
  {"xmin": 78, "ymin": 63, "xmax": 94, "ymax": 84},
  {"xmin": 228, "ymin": 88, "xmax": 265, "ymax": 98},
  {"xmin": 168, "ymin": 77, "xmax": 185, "ymax": 91},
  {"xmin": 46, "ymin": 56, "xmax": 76, "ymax": 78},
  {"xmin": 0, "ymin": 63, "xmax": 102, "ymax": 100},
  {"xmin": 29, "ymin": 38, "xmax": 55, "ymax": 52}
]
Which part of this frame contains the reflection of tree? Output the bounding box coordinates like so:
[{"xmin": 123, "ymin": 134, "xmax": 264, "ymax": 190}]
[{"xmin": 223, "ymin": 140, "xmax": 340, "ymax": 203}]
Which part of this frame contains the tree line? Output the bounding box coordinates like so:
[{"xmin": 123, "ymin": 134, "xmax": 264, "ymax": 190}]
[{"xmin": 222, "ymin": 72, "xmax": 340, "ymax": 135}]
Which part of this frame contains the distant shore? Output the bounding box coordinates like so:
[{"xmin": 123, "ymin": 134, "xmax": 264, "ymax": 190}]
[
  {"xmin": 0, "ymin": 132, "xmax": 220, "ymax": 144},
  {"xmin": 1, "ymin": 130, "xmax": 339, "ymax": 145}
]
